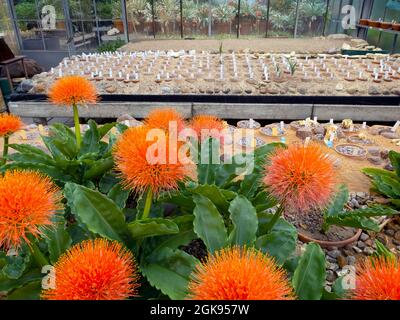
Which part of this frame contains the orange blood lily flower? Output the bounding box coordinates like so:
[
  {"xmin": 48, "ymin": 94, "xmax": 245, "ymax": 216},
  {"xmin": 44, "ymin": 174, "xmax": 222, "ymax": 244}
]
[
  {"xmin": 48, "ymin": 75, "xmax": 98, "ymax": 106},
  {"xmin": 187, "ymin": 247, "xmax": 294, "ymax": 300},
  {"xmin": 42, "ymin": 239, "xmax": 140, "ymax": 300},
  {"xmin": 145, "ymin": 107, "xmax": 186, "ymax": 133},
  {"xmin": 0, "ymin": 170, "xmax": 62, "ymax": 250},
  {"xmin": 190, "ymin": 114, "xmax": 225, "ymax": 141},
  {"xmin": 114, "ymin": 125, "xmax": 188, "ymax": 196},
  {"xmin": 48, "ymin": 75, "xmax": 98, "ymax": 148},
  {"xmin": 0, "ymin": 113, "xmax": 23, "ymax": 137},
  {"xmin": 263, "ymin": 144, "xmax": 336, "ymax": 212},
  {"xmin": 352, "ymin": 256, "xmax": 400, "ymax": 300}
]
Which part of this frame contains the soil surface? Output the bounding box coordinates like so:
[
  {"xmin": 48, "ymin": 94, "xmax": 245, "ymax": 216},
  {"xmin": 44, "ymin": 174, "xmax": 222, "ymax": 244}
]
[{"xmin": 120, "ymin": 38, "xmax": 348, "ymax": 54}]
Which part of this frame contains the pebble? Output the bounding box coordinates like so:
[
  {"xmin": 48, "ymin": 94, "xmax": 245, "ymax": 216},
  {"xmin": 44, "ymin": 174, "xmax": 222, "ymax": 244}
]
[
  {"xmin": 327, "ymin": 262, "xmax": 339, "ymax": 271},
  {"xmin": 394, "ymin": 231, "xmax": 400, "ymax": 241},
  {"xmin": 352, "ymin": 246, "xmax": 362, "ymax": 253},
  {"xmin": 335, "ymin": 83, "xmax": 344, "ymax": 91},
  {"xmin": 384, "ymin": 229, "xmax": 395, "ymax": 236},
  {"xmin": 327, "ymin": 249, "xmax": 341, "ymax": 259},
  {"xmin": 363, "ymin": 247, "xmax": 374, "ymax": 255},
  {"xmin": 367, "ymin": 156, "xmax": 383, "ymax": 165},
  {"xmin": 357, "ymin": 241, "xmax": 365, "ymax": 249},
  {"xmin": 360, "ymin": 233, "xmax": 369, "ymax": 241},
  {"xmin": 385, "ymin": 163, "xmax": 394, "ymax": 171},
  {"xmin": 296, "ymin": 127, "xmax": 313, "ymax": 140},
  {"xmin": 367, "ymin": 147, "xmax": 381, "ymax": 157},
  {"xmin": 381, "ymin": 131, "xmax": 399, "ymax": 139},
  {"xmin": 368, "ymin": 86, "xmax": 381, "ymax": 95},
  {"xmin": 350, "ymin": 198, "xmax": 360, "ymax": 208},
  {"xmin": 326, "ymin": 270, "xmax": 336, "ymax": 282},
  {"xmin": 347, "ymin": 256, "xmax": 356, "ymax": 265}
]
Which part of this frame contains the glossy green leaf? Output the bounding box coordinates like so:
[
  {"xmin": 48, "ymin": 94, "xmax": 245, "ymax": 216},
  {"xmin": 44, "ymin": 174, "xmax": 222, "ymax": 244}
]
[
  {"xmin": 141, "ymin": 248, "xmax": 198, "ymax": 300},
  {"xmin": 189, "ymin": 184, "xmax": 230, "ymax": 213},
  {"xmin": 292, "ymin": 243, "xmax": 326, "ymax": 300},
  {"xmin": 197, "ymin": 138, "xmax": 219, "ymax": 184},
  {"xmin": 108, "ymin": 183, "xmax": 130, "ymax": 209},
  {"xmin": 44, "ymin": 220, "xmax": 72, "ymax": 264},
  {"xmin": 64, "ymin": 182, "xmax": 129, "ymax": 242},
  {"xmin": 228, "ymin": 195, "xmax": 258, "ymax": 246},
  {"xmin": 193, "ymin": 194, "xmax": 227, "ymax": 253},
  {"xmin": 325, "ymin": 184, "xmax": 348, "ymax": 217},
  {"xmin": 388, "ymin": 150, "xmax": 400, "ymax": 177},
  {"xmin": 127, "ymin": 218, "xmax": 179, "ymax": 239},
  {"xmin": 7, "ymin": 281, "xmax": 41, "ymax": 300},
  {"xmin": 2, "ymin": 250, "xmax": 31, "ymax": 280},
  {"xmin": 255, "ymin": 213, "xmax": 297, "ymax": 264},
  {"xmin": 83, "ymin": 157, "xmax": 114, "ymax": 180},
  {"xmin": 0, "ymin": 269, "xmax": 42, "ymax": 292}
]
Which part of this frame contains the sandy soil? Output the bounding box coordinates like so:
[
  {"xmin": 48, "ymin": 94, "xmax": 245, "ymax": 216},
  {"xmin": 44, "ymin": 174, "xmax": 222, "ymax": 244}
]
[{"xmin": 120, "ymin": 38, "xmax": 348, "ymax": 54}]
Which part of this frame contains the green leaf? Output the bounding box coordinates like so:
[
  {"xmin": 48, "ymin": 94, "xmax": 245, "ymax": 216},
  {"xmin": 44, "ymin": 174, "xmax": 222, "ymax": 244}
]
[
  {"xmin": 192, "ymin": 194, "xmax": 227, "ymax": 253},
  {"xmin": 2, "ymin": 250, "xmax": 31, "ymax": 280},
  {"xmin": 98, "ymin": 122, "xmax": 116, "ymax": 139},
  {"xmin": 228, "ymin": 195, "xmax": 258, "ymax": 246},
  {"xmin": 252, "ymin": 191, "xmax": 277, "ymax": 213},
  {"xmin": 108, "ymin": 183, "xmax": 130, "ymax": 209},
  {"xmin": 0, "ymin": 269, "xmax": 42, "ymax": 292},
  {"xmin": 141, "ymin": 248, "xmax": 198, "ymax": 300},
  {"xmin": 388, "ymin": 150, "xmax": 400, "ymax": 177},
  {"xmin": 325, "ymin": 206, "xmax": 398, "ymax": 232},
  {"xmin": 64, "ymin": 182, "xmax": 129, "ymax": 242},
  {"xmin": 127, "ymin": 218, "xmax": 179, "ymax": 239},
  {"xmin": 44, "ymin": 219, "xmax": 72, "ymax": 264},
  {"xmin": 116, "ymin": 122, "xmax": 129, "ymax": 133},
  {"xmin": 255, "ymin": 213, "xmax": 297, "ymax": 264},
  {"xmin": 373, "ymin": 240, "xmax": 396, "ymax": 261},
  {"xmin": 189, "ymin": 184, "xmax": 230, "ymax": 213},
  {"xmin": 79, "ymin": 120, "xmax": 100, "ymax": 155},
  {"xmin": 99, "ymin": 173, "xmax": 119, "ymax": 194},
  {"xmin": 7, "ymin": 281, "xmax": 42, "ymax": 300},
  {"xmin": 325, "ymin": 184, "xmax": 348, "ymax": 217},
  {"xmin": 83, "ymin": 157, "xmax": 114, "ymax": 180},
  {"xmin": 322, "ymin": 276, "xmax": 347, "ymax": 300},
  {"xmin": 197, "ymin": 138, "xmax": 219, "ymax": 184},
  {"xmin": 292, "ymin": 243, "xmax": 326, "ymax": 300}
]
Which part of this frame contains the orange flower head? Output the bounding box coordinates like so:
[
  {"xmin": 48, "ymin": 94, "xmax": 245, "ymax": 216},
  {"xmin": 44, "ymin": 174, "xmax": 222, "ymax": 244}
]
[
  {"xmin": 113, "ymin": 125, "xmax": 189, "ymax": 195},
  {"xmin": 145, "ymin": 107, "xmax": 186, "ymax": 133},
  {"xmin": 263, "ymin": 144, "xmax": 336, "ymax": 212},
  {"xmin": 0, "ymin": 113, "xmax": 23, "ymax": 137},
  {"xmin": 48, "ymin": 75, "xmax": 98, "ymax": 106},
  {"xmin": 190, "ymin": 115, "xmax": 225, "ymax": 141},
  {"xmin": 188, "ymin": 247, "xmax": 294, "ymax": 300},
  {"xmin": 0, "ymin": 170, "xmax": 62, "ymax": 250},
  {"xmin": 352, "ymin": 256, "xmax": 400, "ymax": 300},
  {"xmin": 42, "ymin": 239, "xmax": 140, "ymax": 300}
]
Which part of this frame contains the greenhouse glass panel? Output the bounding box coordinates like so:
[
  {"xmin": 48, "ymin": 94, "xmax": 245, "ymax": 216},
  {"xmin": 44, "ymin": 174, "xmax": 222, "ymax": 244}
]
[
  {"xmin": 239, "ymin": 0, "xmax": 268, "ymax": 37},
  {"xmin": 154, "ymin": 0, "xmax": 180, "ymax": 38},
  {"xmin": 268, "ymin": 0, "xmax": 297, "ymax": 37},
  {"xmin": 296, "ymin": 0, "xmax": 327, "ymax": 37},
  {"xmin": 125, "ymin": 0, "xmax": 154, "ymax": 39},
  {"xmin": 213, "ymin": 0, "xmax": 237, "ymax": 38}
]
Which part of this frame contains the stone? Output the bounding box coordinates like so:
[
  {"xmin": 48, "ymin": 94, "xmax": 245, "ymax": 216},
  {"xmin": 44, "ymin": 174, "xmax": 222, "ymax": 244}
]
[
  {"xmin": 161, "ymin": 86, "xmax": 171, "ymax": 94},
  {"xmin": 381, "ymin": 131, "xmax": 399, "ymax": 139},
  {"xmin": 367, "ymin": 147, "xmax": 381, "ymax": 157},
  {"xmin": 327, "ymin": 262, "xmax": 339, "ymax": 271},
  {"xmin": 384, "ymin": 229, "xmax": 395, "ymax": 236},
  {"xmin": 385, "ymin": 163, "xmax": 394, "ymax": 171},
  {"xmin": 16, "ymin": 79, "xmax": 34, "ymax": 93},
  {"xmin": 368, "ymin": 86, "xmax": 381, "ymax": 95},
  {"xmin": 116, "ymin": 114, "xmax": 134, "ymax": 122},
  {"xmin": 328, "ymin": 33, "xmax": 351, "ymax": 39},
  {"xmin": 337, "ymin": 255, "xmax": 347, "ymax": 268},
  {"xmin": 34, "ymin": 82, "xmax": 46, "ymax": 93},
  {"xmin": 327, "ymin": 249, "xmax": 341, "ymax": 259},
  {"xmin": 357, "ymin": 241, "xmax": 365, "ymax": 249},
  {"xmin": 360, "ymin": 233, "xmax": 369, "ymax": 241},
  {"xmin": 267, "ymin": 88, "xmax": 279, "ymax": 95},
  {"xmin": 391, "ymin": 88, "xmax": 400, "ymax": 96},
  {"xmin": 394, "ymin": 231, "xmax": 400, "ymax": 241},
  {"xmin": 352, "ymin": 246, "xmax": 362, "ymax": 254},
  {"xmin": 363, "ymin": 247, "xmax": 374, "ymax": 255},
  {"xmin": 105, "ymin": 85, "xmax": 117, "ymax": 93},
  {"xmin": 296, "ymin": 127, "xmax": 313, "ymax": 140},
  {"xmin": 380, "ymin": 150, "xmax": 389, "ymax": 160},
  {"xmin": 367, "ymin": 156, "xmax": 383, "ymax": 165},
  {"xmin": 326, "ymin": 270, "xmax": 336, "ymax": 282},
  {"xmin": 351, "ymin": 198, "xmax": 360, "ymax": 208},
  {"xmin": 347, "ymin": 256, "xmax": 356, "ymax": 265},
  {"xmin": 335, "ymin": 83, "xmax": 344, "ymax": 91},
  {"xmin": 298, "ymin": 87, "xmax": 307, "ymax": 95}
]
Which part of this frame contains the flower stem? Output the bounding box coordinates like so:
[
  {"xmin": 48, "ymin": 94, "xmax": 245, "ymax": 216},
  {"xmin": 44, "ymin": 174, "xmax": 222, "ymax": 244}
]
[
  {"xmin": 265, "ymin": 205, "xmax": 285, "ymax": 233},
  {"xmin": 29, "ymin": 239, "xmax": 49, "ymax": 267},
  {"xmin": 72, "ymin": 103, "xmax": 81, "ymax": 148},
  {"xmin": 142, "ymin": 188, "xmax": 153, "ymax": 220},
  {"xmin": 1, "ymin": 135, "xmax": 9, "ymax": 166}
]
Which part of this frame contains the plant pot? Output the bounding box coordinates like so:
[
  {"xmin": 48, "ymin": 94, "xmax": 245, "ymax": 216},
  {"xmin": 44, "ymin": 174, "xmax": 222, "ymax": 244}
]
[
  {"xmin": 380, "ymin": 22, "xmax": 392, "ymax": 29},
  {"xmin": 359, "ymin": 19, "xmax": 369, "ymax": 26},
  {"xmin": 298, "ymin": 228, "xmax": 362, "ymax": 249},
  {"xmin": 114, "ymin": 19, "xmax": 124, "ymax": 33},
  {"xmin": 393, "ymin": 23, "xmax": 400, "ymax": 31},
  {"xmin": 369, "ymin": 20, "xmax": 381, "ymax": 28}
]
